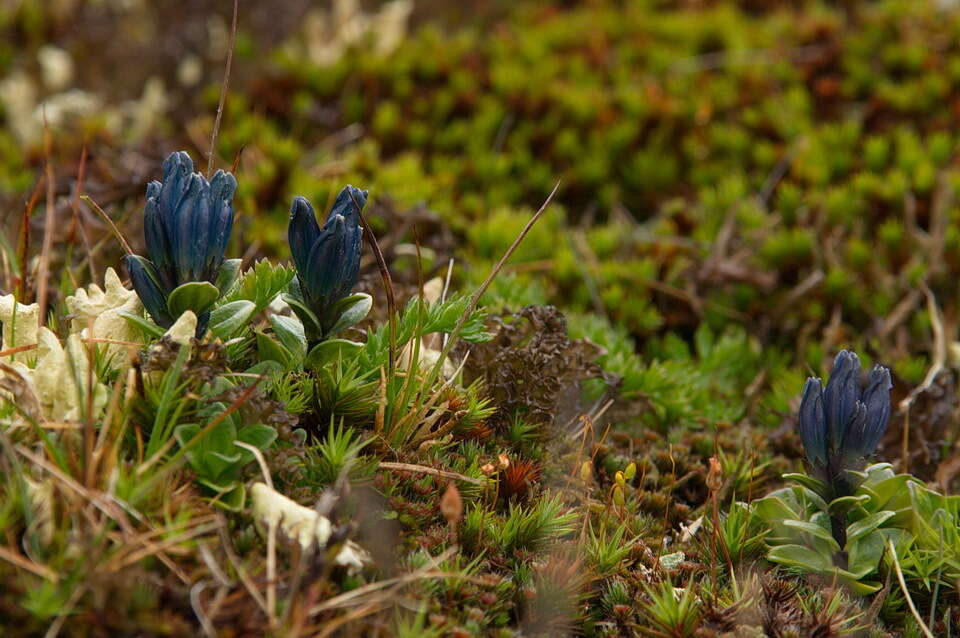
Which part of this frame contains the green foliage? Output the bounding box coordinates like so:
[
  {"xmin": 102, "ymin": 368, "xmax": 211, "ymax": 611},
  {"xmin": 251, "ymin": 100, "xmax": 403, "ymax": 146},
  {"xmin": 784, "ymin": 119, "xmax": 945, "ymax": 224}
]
[
  {"xmin": 358, "ymin": 295, "xmax": 492, "ymax": 372},
  {"xmin": 585, "ymin": 522, "xmax": 635, "ymax": 577},
  {"xmin": 10, "ymin": 1, "xmax": 960, "ymax": 634},
  {"xmin": 499, "ymin": 494, "xmax": 577, "ymax": 554},
  {"xmin": 174, "ymin": 388, "xmax": 277, "ymax": 510},
  {"xmin": 301, "ymin": 422, "xmax": 375, "ymax": 486},
  {"xmin": 394, "ymin": 604, "xmax": 444, "ymax": 638},
  {"xmin": 221, "ymin": 259, "xmax": 295, "ymax": 314},
  {"xmin": 630, "ymin": 325, "xmax": 765, "ymax": 432},
  {"xmin": 141, "ymin": 346, "xmax": 194, "ymax": 459},
  {"xmin": 638, "ymin": 580, "xmax": 701, "ymax": 638},
  {"xmin": 706, "ymin": 501, "xmax": 766, "ymax": 567},
  {"xmin": 751, "ymin": 463, "xmax": 959, "ymax": 595}
]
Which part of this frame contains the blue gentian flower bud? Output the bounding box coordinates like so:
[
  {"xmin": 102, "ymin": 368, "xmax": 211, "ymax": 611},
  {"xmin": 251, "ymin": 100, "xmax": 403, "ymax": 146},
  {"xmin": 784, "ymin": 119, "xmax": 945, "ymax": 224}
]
[
  {"xmin": 125, "ymin": 151, "xmax": 238, "ymax": 332},
  {"xmin": 285, "ymin": 186, "xmax": 366, "ymax": 343},
  {"xmin": 798, "ymin": 350, "xmax": 892, "ymax": 497}
]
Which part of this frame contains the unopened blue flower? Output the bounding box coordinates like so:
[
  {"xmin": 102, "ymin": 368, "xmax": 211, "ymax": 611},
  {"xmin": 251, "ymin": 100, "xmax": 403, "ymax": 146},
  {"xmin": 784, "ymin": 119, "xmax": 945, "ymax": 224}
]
[
  {"xmin": 798, "ymin": 350, "xmax": 892, "ymax": 496},
  {"xmin": 125, "ymin": 151, "xmax": 237, "ymax": 330},
  {"xmin": 286, "ymin": 186, "xmax": 366, "ymax": 341}
]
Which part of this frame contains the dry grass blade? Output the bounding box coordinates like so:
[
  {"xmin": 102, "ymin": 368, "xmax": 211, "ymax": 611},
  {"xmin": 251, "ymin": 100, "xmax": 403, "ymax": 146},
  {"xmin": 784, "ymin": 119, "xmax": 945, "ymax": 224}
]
[
  {"xmin": 0, "ymin": 344, "xmax": 39, "ymax": 358},
  {"xmin": 70, "ymin": 146, "xmax": 96, "ymax": 281},
  {"xmin": 208, "ymin": 0, "xmax": 239, "ymax": 175},
  {"xmin": 218, "ymin": 519, "xmax": 271, "ymax": 617},
  {"xmin": 898, "ymin": 283, "xmax": 946, "ymax": 472},
  {"xmin": 308, "ymin": 546, "xmax": 463, "ymax": 616},
  {"xmin": 16, "ymin": 173, "xmax": 45, "ymax": 300},
  {"xmin": 80, "ymin": 195, "xmax": 133, "ymax": 256},
  {"xmin": 235, "ymin": 439, "xmax": 273, "ymax": 489},
  {"xmin": 353, "ymin": 192, "xmax": 398, "ymax": 378},
  {"xmin": 0, "ymin": 545, "xmax": 59, "ymax": 581},
  {"xmin": 888, "ymin": 539, "xmax": 934, "ymax": 638},
  {"xmin": 104, "ymin": 519, "xmax": 223, "ymax": 573},
  {"xmin": 425, "ymin": 182, "xmax": 559, "ymax": 390}
]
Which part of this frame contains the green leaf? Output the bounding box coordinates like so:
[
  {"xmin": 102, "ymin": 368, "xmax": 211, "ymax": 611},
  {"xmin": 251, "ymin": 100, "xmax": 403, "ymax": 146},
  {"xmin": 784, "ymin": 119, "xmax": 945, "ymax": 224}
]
[
  {"xmin": 752, "ymin": 492, "xmax": 803, "ymax": 524},
  {"xmin": 198, "ymin": 476, "xmax": 238, "ymax": 494},
  {"xmin": 174, "ymin": 423, "xmax": 203, "ymax": 468},
  {"xmin": 118, "ymin": 310, "xmax": 165, "ymax": 339},
  {"xmin": 828, "ymin": 494, "xmax": 870, "ymax": 517},
  {"xmin": 270, "ymin": 314, "xmax": 308, "ymax": 362},
  {"xmin": 237, "ymin": 424, "xmax": 278, "ymax": 457},
  {"xmin": 174, "ymin": 423, "xmax": 201, "ymax": 445},
  {"xmin": 206, "ymin": 450, "xmax": 244, "ymax": 477},
  {"xmin": 167, "ymin": 281, "xmax": 220, "ymax": 317},
  {"xmin": 209, "ymin": 300, "xmax": 256, "ymax": 339},
  {"xmin": 783, "ymin": 472, "xmax": 829, "ymax": 498},
  {"xmin": 198, "ymin": 480, "xmax": 246, "ymax": 511},
  {"xmin": 216, "ymin": 259, "xmax": 243, "ymax": 296},
  {"xmin": 782, "ymin": 519, "xmax": 841, "ymax": 553},
  {"xmin": 846, "ymin": 511, "xmax": 895, "ymax": 544},
  {"xmin": 283, "ymin": 292, "xmax": 323, "ymax": 341},
  {"xmin": 767, "ymin": 543, "xmax": 833, "ymax": 572},
  {"xmin": 844, "ymin": 579, "xmax": 883, "ymax": 595},
  {"xmin": 257, "ymin": 332, "xmax": 294, "ymax": 367},
  {"xmin": 219, "ymin": 483, "xmax": 246, "ymax": 510},
  {"xmin": 222, "ymin": 259, "xmax": 295, "ymax": 312},
  {"xmin": 246, "ymin": 360, "xmax": 285, "ymax": 379},
  {"xmin": 326, "ymin": 293, "xmax": 373, "ymax": 337},
  {"xmin": 305, "ymin": 338, "xmax": 363, "ymax": 370},
  {"xmin": 863, "ymin": 474, "xmax": 915, "ymax": 510}
]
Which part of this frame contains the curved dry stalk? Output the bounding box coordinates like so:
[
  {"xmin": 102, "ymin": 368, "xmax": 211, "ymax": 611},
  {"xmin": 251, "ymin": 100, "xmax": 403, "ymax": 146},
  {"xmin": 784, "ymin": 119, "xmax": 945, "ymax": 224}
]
[{"xmin": 208, "ymin": 0, "xmax": 239, "ymax": 175}]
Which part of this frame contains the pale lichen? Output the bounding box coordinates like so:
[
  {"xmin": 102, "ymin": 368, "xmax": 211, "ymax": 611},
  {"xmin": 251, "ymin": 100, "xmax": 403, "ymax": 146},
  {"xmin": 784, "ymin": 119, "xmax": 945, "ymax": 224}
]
[
  {"xmin": 164, "ymin": 311, "xmax": 198, "ymax": 347},
  {"xmin": 250, "ymin": 482, "xmax": 368, "ymax": 570},
  {"xmin": 0, "ymin": 295, "xmax": 40, "ymax": 364},
  {"xmin": 66, "ymin": 267, "xmax": 143, "ymax": 363}
]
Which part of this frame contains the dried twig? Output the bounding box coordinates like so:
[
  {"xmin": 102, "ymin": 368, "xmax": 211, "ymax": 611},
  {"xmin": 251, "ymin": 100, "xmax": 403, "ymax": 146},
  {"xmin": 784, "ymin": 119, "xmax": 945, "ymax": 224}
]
[
  {"xmin": 235, "ymin": 440, "xmax": 273, "ymax": 490},
  {"xmin": 16, "ymin": 174, "xmax": 45, "ymax": 300},
  {"xmin": 898, "ymin": 284, "xmax": 947, "ymax": 472},
  {"xmin": 378, "ymin": 461, "xmax": 485, "ymax": 486},
  {"xmin": 888, "ymin": 539, "xmax": 935, "ymax": 638}
]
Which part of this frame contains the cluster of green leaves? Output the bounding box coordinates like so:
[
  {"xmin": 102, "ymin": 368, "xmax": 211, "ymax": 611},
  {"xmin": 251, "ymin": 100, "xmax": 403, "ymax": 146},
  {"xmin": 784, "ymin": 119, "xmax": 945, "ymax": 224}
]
[
  {"xmin": 173, "ymin": 379, "xmax": 277, "ymax": 509},
  {"xmin": 572, "ymin": 317, "xmax": 768, "ymax": 433},
  {"xmin": 460, "ymin": 494, "xmax": 578, "ymax": 556},
  {"xmin": 752, "ymin": 462, "xmax": 960, "ymax": 596}
]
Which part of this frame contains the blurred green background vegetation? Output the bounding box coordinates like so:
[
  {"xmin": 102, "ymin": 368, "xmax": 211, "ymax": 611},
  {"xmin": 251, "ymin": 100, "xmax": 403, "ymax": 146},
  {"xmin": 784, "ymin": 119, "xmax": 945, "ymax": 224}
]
[{"xmin": 3, "ymin": 0, "xmax": 960, "ymax": 382}]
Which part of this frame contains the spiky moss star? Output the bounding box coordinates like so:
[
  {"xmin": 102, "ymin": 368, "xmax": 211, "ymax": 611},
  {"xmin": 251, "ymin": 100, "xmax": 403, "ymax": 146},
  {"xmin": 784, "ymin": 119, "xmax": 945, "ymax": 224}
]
[{"xmin": 125, "ymin": 151, "xmax": 241, "ymax": 335}]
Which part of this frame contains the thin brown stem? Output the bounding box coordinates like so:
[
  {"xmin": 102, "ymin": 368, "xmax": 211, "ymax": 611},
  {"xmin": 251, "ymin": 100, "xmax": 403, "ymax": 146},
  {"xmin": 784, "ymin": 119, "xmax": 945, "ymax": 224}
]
[
  {"xmin": 351, "ymin": 192, "xmax": 397, "ymax": 383},
  {"xmin": 37, "ymin": 127, "xmax": 56, "ymax": 324},
  {"xmin": 81, "ymin": 196, "xmax": 133, "ymax": 256},
  {"xmin": 207, "ymin": 0, "xmax": 239, "ymax": 175}
]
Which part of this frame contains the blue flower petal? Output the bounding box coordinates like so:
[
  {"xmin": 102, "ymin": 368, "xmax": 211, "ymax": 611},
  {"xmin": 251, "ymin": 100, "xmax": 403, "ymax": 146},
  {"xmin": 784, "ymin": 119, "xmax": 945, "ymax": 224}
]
[
  {"xmin": 288, "ymin": 196, "xmax": 320, "ymax": 280},
  {"xmin": 144, "ymin": 193, "xmax": 175, "ymax": 291},
  {"xmin": 799, "ymin": 377, "xmax": 826, "ymax": 467},
  {"xmin": 859, "ymin": 365, "xmax": 892, "ymax": 457},
  {"xmin": 822, "ymin": 350, "xmax": 861, "ymax": 454},
  {"xmin": 326, "ymin": 185, "xmax": 368, "ymax": 227},
  {"xmin": 204, "ymin": 170, "xmax": 237, "ymax": 280},
  {"xmin": 126, "ymin": 254, "xmax": 174, "ymax": 328}
]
